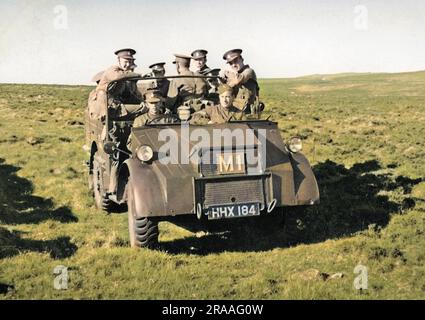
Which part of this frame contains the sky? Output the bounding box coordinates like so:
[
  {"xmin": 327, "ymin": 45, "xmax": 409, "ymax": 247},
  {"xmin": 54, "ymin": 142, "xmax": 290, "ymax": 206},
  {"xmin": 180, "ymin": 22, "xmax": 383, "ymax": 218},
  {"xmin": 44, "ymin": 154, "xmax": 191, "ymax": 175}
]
[{"xmin": 0, "ymin": 0, "xmax": 424, "ymax": 85}]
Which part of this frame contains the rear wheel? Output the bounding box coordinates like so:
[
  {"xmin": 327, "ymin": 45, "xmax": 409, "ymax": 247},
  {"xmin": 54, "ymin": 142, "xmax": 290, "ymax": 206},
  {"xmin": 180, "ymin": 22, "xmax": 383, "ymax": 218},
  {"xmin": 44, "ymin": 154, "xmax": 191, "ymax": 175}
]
[
  {"xmin": 127, "ymin": 182, "xmax": 159, "ymax": 248},
  {"xmin": 92, "ymin": 153, "xmax": 114, "ymax": 212}
]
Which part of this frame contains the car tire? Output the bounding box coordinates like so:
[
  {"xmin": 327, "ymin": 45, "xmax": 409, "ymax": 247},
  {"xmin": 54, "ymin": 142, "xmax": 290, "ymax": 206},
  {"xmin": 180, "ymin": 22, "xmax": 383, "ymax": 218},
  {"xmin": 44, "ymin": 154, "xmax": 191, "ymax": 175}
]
[
  {"xmin": 127, "ymin": 182, "xmax": 159, "ymax": 248},
  {"xmin": 92, "ymin": 153, "xmax": 114, "ymax": 212}
]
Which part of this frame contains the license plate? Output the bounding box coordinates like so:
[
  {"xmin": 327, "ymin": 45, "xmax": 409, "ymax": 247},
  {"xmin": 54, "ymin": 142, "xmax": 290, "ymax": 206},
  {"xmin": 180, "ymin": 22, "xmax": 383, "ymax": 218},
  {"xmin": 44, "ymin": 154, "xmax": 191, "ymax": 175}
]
[{"xmin": 208, "ymin": 203, "xmax": 260, "ymax": 220}]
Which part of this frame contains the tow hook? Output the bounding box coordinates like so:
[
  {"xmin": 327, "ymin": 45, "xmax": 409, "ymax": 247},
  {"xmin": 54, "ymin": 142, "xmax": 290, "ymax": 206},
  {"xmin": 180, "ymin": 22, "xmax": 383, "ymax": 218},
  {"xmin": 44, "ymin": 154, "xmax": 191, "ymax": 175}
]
[
  {"xmin": 267, "ymin": 198, "xmax": 277, "ymax": 213},
  {"xmin": 196, "ymin": 203, "xmax": 203, "ymax": 220}
]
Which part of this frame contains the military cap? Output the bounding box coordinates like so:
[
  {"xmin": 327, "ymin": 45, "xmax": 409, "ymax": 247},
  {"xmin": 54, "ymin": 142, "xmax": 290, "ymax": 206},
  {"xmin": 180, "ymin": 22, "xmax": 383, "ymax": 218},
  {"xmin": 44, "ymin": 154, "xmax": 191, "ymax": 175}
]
[
  {"xmin": 149, "ymin": 62, "xmax": 166, "ymax": 71},
  {"xmin": 114, "ymin": 48, "xmax": 136, "ymax": 60},
  {"xmin": 172, "ymin": 53, "xmax": 192, "ymax": 64},
  {"xmin": 91, "ymin": 70, "xmax": 104, "ymax": 83},
  {"xmin": 223, "ymin": 49, "xmax": 242, "ymax": 63},
  {"xmin": 191, "ymin": 49, "xmax": 208, "ymax": 60},
  {"xmin": 145, "ymin": 90, "xmax": 163, "ymax": 103},
  {"xmin": 218, "ymin": 84, "xmax": 234, "ymax": 95}
]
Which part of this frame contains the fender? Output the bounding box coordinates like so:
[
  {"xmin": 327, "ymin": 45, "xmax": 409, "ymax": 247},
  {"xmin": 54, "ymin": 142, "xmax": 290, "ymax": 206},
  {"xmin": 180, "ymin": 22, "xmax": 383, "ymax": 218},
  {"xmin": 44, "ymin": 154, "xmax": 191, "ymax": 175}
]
[
  {"xmin": 120, "ymin": 158, "xmax": 168, "ymax": 218},
  {"xmin": 268, "ymin": 151, "xmax": 320, "ymax": 206},
  {"xmin": 290, "ymin": 152, "xmax": 320, "ymax": 205}
]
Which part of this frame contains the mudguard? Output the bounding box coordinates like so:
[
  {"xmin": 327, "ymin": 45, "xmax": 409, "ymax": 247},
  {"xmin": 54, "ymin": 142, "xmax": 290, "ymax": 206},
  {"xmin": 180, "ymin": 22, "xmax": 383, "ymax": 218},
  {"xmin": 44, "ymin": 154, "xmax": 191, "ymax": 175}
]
[
  {"xmin": 290, "ymin": 152, "xmax": 320, "ymax": 205},
  {"xmin": 122, "ymin": 158, "xmax": 168, "ymax": 218},
  {"xmin": 268, "ymin": 151, "xmax": 319, "ymax": 206}
]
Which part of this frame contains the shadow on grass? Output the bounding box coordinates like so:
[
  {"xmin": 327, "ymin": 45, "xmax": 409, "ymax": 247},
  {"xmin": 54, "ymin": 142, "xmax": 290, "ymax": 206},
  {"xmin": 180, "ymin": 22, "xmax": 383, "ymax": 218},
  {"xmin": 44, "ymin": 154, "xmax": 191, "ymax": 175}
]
[
  {"xmin": 160, "ymin": 160, "xmax": 422, "ymax": 255},
  {"xmin": 0, "ymin": 158, "xmax": 78, "ymax": 225},
  {"xmin": 0, "ymin": 158, "xmax": 78, "ymax": 259},
  {"xmin": 0, "ymin": 282, "xmax": 15, "ymax": 295},
  {"xmin": 0, "ymin": 228, "xmax": 77, "ymax": 259}
]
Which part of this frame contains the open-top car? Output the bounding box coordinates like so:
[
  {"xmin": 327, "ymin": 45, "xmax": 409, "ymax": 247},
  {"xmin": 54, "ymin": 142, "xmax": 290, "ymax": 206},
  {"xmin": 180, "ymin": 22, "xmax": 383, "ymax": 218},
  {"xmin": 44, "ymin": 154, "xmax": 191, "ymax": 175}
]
[{"xmin": 84, "ymin": 75, "xmax": 320, "ymax": 248}]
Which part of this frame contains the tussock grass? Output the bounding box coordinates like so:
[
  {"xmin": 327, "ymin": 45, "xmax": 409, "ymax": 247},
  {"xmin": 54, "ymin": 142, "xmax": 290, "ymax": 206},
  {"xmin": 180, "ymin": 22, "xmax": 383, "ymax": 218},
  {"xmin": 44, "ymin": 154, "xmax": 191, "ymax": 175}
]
[{"xmin": 1, "ymin": 72, "xmax": 424, "ymax": 299}]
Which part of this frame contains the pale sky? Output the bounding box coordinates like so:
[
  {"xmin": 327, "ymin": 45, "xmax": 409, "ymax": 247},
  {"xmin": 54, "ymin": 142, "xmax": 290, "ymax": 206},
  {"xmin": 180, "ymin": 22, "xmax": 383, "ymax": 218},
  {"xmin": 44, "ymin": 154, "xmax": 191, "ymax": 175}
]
[{"xmin": 0, "ymin": 0, "xmax": 424, "ymax": 85}]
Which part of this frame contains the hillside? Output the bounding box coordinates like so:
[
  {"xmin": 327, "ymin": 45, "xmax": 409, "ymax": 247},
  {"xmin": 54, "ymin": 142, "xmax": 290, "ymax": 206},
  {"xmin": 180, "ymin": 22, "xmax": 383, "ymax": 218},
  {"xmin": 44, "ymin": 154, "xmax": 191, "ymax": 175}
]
[{"xmin": 0, "ymin": 71, "xmax": 424, "ymax": 299}]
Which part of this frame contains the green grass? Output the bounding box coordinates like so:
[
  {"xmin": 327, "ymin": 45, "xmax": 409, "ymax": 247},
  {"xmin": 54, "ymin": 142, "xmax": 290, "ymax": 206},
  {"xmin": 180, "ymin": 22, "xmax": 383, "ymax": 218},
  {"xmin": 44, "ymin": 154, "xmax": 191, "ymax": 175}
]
[{"xmin": 0, "ymin": 72, "xmax": 424, "ymax": 299}]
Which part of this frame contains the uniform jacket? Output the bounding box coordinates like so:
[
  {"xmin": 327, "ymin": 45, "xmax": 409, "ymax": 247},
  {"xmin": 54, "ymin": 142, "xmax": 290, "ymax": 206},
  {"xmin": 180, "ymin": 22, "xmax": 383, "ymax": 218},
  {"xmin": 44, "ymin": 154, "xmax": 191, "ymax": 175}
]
[
  {"xmin": 133, "ymin": 112, "xmax": 178, "ymax": 127},
  {"xmin": 166, "ymin": 69, "xmax": 208, "ymax": 110},
  {"xmin": 198, "ymin": 65, "xmax": 212, "ymax": 76},
  {"xmin": 221, "ymin": 65, "xmax": 259, "ymax": 112},
  {"xmin": 192, "ymin": 104, "xmax": 245, "ymax": 124}
]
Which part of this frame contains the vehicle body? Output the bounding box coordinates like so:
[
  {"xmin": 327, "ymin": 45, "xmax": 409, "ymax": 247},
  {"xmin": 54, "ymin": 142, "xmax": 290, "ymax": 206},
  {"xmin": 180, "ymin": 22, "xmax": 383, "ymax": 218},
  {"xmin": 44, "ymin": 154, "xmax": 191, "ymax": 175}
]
[{"xmin": 84, "ymin": 75, "xmax": 319, "ymax": 248}]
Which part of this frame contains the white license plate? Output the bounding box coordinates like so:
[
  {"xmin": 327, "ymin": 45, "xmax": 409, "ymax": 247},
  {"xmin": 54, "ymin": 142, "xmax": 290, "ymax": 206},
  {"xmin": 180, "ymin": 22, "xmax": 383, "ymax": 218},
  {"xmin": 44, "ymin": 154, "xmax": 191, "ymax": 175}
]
[{"xmin": 208, "ymin": 203, "xmax": 260, "ymax": 220}]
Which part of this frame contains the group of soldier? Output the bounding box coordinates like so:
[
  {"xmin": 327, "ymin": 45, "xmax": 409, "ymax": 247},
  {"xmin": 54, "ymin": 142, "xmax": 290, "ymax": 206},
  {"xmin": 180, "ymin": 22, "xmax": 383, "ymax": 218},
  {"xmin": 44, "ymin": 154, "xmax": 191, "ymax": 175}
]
[
  {"xmin": 89, "ymin": 47, "xmax": 263, "ymax": 126},
  {"xmin": 88, "ymin": 48, "xmax": 263, "ymax": 194}
]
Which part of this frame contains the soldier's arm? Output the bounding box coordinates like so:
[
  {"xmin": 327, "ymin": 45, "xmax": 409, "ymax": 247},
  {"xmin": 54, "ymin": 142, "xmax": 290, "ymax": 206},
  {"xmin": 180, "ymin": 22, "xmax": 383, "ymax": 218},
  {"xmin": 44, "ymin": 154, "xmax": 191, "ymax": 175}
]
[
  {"xmin": 164, "ymin": 80, "xmax": 181, "ymax": 110},
  {"xmin": 190, "ymin": 107, "xmax": 212, "ymax": 125},
  {"xmin": 103, "ymin": 66, "xmax": 140, "ymax": 83},
  {"xmin": 227, "ymin": 68, "xmax": 256, "ymax": 87},
  {"xmin": 192, "ymin": 105, "xmax": 213, "ymax": 118}
]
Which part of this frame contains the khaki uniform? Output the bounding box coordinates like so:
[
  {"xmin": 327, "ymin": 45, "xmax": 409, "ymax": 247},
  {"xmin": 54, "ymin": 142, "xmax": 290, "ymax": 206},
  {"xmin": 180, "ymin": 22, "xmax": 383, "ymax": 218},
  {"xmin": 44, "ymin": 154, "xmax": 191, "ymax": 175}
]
[
  {"xmin": 97, "ymin": 65, "xmax": 141, "ymax": 103},
  {"xmin": 127, "ymin": 113, "xmax": 178, "ymax": 150},
  {"xmin": 133, "ymin": 113, "xmax": 178, "ymax": 127},
  {"xmin": 221, "ymin": 65, "xmax": 259, "ymax": 113},
  {"xmin": 191, "ymin": 104, "xmax": 245, "ymax": 124},
  {"xmin": 166, "ymin": 69, "xmax": 207, "ymax": 111},
  {"xmin": 198, "ymin": 65, "xmax": 212, "ymax": 76},
  {"xmin": 97, "ymin": 65, "xmax": 141, "ymax": 194},
  {"xmin": 97, "ymin": 65, "xmax": 135, "ymax": 92}
]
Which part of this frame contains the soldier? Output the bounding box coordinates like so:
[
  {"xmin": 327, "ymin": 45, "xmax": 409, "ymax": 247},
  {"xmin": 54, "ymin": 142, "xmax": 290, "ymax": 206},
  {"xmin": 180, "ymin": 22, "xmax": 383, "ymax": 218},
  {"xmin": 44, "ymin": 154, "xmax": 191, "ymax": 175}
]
[
  {"xmin": 97, "ymin": 49, "xmax": 143, "ymax": 195},
  {"xmin": 191, "ymin": 84, "xmax": 245, "ymax": 124},
  {"xmin": 127, "ymin": 93, "xmax": 178, "ymax": 150},
  {"xmin": 191, "ymin": 49, "xmax": 212, "ymax": 75},
  {"xmin": 220, "ymin": 49, "xmax": 260, "ymax": 114},
  {"xmin": 166, "ymin": 54, "xmax": 208, "ymax": 113},
  {"xmin": 97, "ymin": 49, "xmax": 137, "ymax": 93},
  {"xmin": 204, "ymin": 68, "xmax": 221, "ymax": 105},
  {"xmin": 133, "ymin": 93, "xmax": 178, "ymax": 127},
  {"xmin": 96, "ymin": 49, "xmax": 142, "ymax": 105},
  {"xmin": 145, "ymin": 62, "xmax": 170, "ymax": 98}
]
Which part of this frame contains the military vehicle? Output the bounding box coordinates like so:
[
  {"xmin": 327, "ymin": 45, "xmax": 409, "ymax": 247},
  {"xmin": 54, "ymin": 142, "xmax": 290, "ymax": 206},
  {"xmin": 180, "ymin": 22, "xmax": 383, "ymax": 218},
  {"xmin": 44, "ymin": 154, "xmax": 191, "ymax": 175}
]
[{"xmin": 84, "ymin": 75, "xmax": 319, "ymax": 248}]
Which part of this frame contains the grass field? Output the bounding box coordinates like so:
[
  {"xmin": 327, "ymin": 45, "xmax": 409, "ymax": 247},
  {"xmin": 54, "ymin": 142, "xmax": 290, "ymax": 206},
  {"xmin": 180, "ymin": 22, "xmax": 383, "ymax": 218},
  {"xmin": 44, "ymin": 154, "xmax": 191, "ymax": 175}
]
[{"xmin": 0, "ymin": 71, "xmax": 424, "ymax": 299}]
